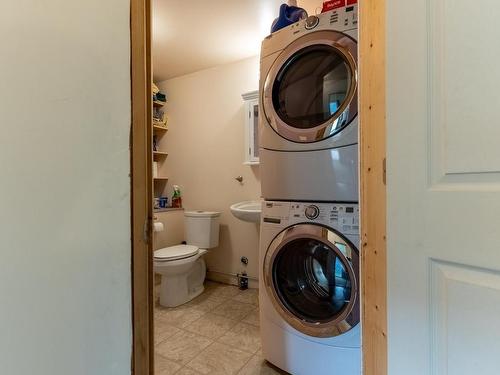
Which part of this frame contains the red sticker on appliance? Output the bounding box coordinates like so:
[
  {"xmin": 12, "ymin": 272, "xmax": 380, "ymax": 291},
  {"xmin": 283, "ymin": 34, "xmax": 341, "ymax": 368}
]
[
  {"xmin": 347, "ymin": 0, "xmax": 358, "ymax": 4},
  {"xmin": 321, "ymin": 0, "xmax": 346, "ymax": 12}
]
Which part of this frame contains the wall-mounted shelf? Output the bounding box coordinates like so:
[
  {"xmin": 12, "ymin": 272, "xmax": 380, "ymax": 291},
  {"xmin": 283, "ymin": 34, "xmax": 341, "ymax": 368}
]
[
  {"xmin": 153, "ymin": 84, "xmax": 169, "ymax": 201},
  {"xmin": 153, "ymin": 124, "xmax": 168, "ymax": 132},
  {"xmin": 153, "ymin": 151, "xmax": 168, "ymax": 158},
  {"xmin": 153, "ymin": 100, "xmax": 166, "ymax": 107}
]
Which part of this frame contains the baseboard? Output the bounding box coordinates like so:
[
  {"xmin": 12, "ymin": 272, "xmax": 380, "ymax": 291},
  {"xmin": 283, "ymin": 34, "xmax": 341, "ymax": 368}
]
[
  {"xmin": 155, "ymin": 270, "xmax": 258, "ymax": 289},
  {"xmin": 206, "ymin": 270, "xmax": 258, "ymax": 289}
]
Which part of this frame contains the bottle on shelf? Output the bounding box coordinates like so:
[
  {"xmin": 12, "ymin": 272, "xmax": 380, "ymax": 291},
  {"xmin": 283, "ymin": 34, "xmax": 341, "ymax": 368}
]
[{"xmin": 171, "ymin": 185, "xmax": 182, "ymax": 208}]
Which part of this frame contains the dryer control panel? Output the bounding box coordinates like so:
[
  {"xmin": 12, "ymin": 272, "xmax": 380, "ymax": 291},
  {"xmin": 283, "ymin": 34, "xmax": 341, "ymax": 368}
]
[
  {"xmin": 262, "ymin": 201, "xmax": 359, "ymax": 236},
  {"xmin": 287, "ymin": 5, "xmax": 358, "ymax": 34},
  {"xmin": 261, "ymin": 4, "xmax": 358, "ymax": 58}
]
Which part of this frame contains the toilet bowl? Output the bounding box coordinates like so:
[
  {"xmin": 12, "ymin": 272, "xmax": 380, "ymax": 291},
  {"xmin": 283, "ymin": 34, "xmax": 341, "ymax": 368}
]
[
  {"xmin": 154, "ymin": 245, "xmax": 208, "ymax": 307},
  {"xmin": 154, "ymin": 210, "xmax": 220, "ymax": 307}
]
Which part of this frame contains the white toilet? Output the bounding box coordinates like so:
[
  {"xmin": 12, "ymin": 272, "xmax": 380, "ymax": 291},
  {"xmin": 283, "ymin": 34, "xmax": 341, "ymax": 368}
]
[{"xmin": 154, "ymin": 210, "xmax": 220, "ymax": 307}]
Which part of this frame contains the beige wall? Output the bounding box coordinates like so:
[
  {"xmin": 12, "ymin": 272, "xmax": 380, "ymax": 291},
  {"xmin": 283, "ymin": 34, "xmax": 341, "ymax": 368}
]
[
  {"xmin": 0, "ymin": 1, "xmax": 131, "ymax": 374},
  {"xmin": 297, "ymin": 0, "xmax": 324, "ymax": 15},
  {"xmin": 154, "ymin": 210, "xmax": 186, "ymax": 250},
  {"xmin": 157, "ymin": 56, "xmax": 261, "ymax": 286}
]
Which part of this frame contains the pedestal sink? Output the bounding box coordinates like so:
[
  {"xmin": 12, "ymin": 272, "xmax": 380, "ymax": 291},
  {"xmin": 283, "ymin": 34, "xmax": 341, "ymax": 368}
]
[{"xmin": 230, "ymin": 200, "xmax": 261, "ymax": 223}]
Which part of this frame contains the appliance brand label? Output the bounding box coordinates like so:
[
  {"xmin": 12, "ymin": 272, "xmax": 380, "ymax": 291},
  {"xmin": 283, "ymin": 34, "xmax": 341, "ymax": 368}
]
[
  {"xmin": 322, "ymin": 0, "xmax": 345, "ymax": 11},
  {"xmin": 322, "ymin": 0, "xmax": 357, "ymax": 12}
]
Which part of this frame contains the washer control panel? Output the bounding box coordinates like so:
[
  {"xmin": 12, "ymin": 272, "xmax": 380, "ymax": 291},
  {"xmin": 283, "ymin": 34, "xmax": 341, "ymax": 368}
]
[
  {"xmin": 305, "ymin": 15, "xmax": 320, "ymax": 30},
  {"xmin": 304, "ymin": 204, "xmax": 320, "ymax": 219},
  {"xmin": 262, "ymin": 201, "xmax": 359, "ymax": 236}
]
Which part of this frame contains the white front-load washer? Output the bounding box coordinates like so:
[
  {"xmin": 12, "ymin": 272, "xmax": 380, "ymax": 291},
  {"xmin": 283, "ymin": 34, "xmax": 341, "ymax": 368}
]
[
  {"xmin": 259, "ymin": 4, "xmax": 359, "ymax": 201},
  {"xmin": 259, "ymin": 200, "xmax": 361, "ymax": 375}
]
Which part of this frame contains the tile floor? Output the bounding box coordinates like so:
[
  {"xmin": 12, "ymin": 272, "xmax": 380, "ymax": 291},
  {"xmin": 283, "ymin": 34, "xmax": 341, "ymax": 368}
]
[{"xmin": 154, "ymin": 281, "xmax": 288, "ymax": 375}]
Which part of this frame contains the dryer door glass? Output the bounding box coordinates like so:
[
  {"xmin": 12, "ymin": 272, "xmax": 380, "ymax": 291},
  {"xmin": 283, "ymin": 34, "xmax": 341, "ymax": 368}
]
[
  {"xmin": 272, "ymin": 45, "xmax": 352, "ymax": 130},
  {"xmin": 272, "ymin": 237, "xmax": 353, "ymax": 323}
]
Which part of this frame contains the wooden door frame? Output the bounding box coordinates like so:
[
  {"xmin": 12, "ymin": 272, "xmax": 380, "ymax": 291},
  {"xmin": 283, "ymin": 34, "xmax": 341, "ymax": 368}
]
[
  {"xmin": 359, "ymin": 0, "xmax": 387, "ymax": 374},
  {"xmin": 131, "ymin": 0, "xmax": 153, "ymax": 374},
  {"xmin": 129, "ymin": 0, "xmax": 387, "ymax": 374}
]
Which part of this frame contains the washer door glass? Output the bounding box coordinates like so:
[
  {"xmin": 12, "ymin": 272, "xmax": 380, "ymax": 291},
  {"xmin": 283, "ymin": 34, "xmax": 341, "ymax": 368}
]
[
  {"xmin": 272, "ymin": 45, "xmax": 353, "ymax": 131},
  {"xmin": 272, "ymin": 237, "xmax": 353, "ymax": 323}
]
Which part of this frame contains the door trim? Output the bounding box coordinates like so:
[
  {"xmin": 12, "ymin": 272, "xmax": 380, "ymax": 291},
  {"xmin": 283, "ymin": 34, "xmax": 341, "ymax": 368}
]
[
  {"xmin": 130, "ymin": 0, "xmax": 153, "ymax": 374},
  {"xmin": 359, "ymin": 0, "xmax": 387, "ymax": 374},
  {"xmin": 129, "ymin": 0, "xmax": 387, "ymax": 373}
]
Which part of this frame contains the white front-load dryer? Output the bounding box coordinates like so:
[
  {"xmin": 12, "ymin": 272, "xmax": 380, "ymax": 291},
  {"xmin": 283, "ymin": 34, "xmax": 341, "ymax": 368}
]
[
  {"xmin": 259, "ymin": 4, "xmax": 359, "ymax": 201},
  {"xmin": 259, "ymin": 200, "xmax": 361, "ymax": 375}
]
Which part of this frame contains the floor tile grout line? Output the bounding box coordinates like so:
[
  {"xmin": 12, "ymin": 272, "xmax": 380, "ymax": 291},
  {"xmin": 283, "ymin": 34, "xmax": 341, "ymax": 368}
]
[
  {"xmin": 182, "ymin": 340, "xmax": 223, "ymax": 374},
  {"xmin": 235, "ymin": 350, "xmax": 259, "ymax": 375},
  {"xmin": 157, "ymin": 333, "xmax": 214, "ymax": 369},
  {"xmin": 182, "ymin": 316, "xmax": 239, "ymax": 341},
  {"xmin": 184, "ymin": 340, "xmax": 255, "ymax": 375},
  {"xmin": 154, "ymin": 282, "xmax": 264, "ymax": 374}
]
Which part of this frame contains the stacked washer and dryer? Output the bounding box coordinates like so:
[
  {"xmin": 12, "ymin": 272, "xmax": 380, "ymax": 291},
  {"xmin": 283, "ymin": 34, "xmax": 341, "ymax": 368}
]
[{"xmin": 258, "ymin": 3, "xmax": 361, "ymax": 375}]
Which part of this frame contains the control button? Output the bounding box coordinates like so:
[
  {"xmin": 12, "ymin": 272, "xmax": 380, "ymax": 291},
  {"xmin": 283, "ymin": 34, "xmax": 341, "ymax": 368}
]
[
  {"xmin": 305, "ymin": 205, "xmax": 320, "ymax": 220},
  {"xmin": 305, "ymin": 15, "xmax": 319, "ymax": 30}
]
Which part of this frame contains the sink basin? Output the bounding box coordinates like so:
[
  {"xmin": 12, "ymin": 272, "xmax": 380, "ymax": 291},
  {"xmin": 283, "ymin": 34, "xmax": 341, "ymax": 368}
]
[{"xmin": 230, "ymin": 200, "xmax": 261, "ymax": 223}]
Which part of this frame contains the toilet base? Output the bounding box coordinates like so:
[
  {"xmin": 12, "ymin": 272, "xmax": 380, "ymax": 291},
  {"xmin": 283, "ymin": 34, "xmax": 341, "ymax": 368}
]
[
  {"xmin": 159, "ymin": 281, "xmax": 204, "ymax": 308},
  {"xmin": 157, "ymin": 257, "xmax": 207, "ymax": 308}
]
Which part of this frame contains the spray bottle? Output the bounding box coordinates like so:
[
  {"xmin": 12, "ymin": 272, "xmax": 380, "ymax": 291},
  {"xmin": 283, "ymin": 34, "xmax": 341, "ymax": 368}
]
[{"xmin": 172, "ymin": 185, "xmax": 182, "ymax": 208}]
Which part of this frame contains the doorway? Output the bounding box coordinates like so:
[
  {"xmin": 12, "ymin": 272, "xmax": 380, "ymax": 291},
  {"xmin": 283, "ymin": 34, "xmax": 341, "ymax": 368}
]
[{"xmin": 130, "ymin": 1, "xmax": 387, "ymax": 374}]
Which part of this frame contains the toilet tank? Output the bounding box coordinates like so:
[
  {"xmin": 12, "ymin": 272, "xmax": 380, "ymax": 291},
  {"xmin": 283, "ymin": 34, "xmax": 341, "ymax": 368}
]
[{"xmin": 184, "ymin": 211, "xmax": 220, "ymax": 249}]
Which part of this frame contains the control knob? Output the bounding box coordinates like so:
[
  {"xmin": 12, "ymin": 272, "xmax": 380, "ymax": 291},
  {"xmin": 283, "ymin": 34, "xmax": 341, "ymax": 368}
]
[
  {"xmin": 305, "ymin": 15, "xmax": 320, "ymax": 30},
  {"xmin": 305, "ymin": 205, "xmax": 320, "ymax": 220}
]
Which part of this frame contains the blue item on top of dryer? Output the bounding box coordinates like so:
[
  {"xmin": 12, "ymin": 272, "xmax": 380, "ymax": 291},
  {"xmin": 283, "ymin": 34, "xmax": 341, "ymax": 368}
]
[{"xmin": 270, "ymin": 4, "xmax": 308, "ymax": 33}]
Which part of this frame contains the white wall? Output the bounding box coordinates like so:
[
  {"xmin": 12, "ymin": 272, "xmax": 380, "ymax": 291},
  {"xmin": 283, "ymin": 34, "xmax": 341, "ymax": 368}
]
[
  {"xmin": 157, "ymin": 56, "xmax": 261, "ymax": 286},
  {"xmin": 0, "ymin": 1, "xmax": 131, "ymax": 374}
]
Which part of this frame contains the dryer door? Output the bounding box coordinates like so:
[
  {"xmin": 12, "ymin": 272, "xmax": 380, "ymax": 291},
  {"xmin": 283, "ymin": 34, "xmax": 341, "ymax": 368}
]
[
  {"xmin": 263, "ymin": 30, "xmax": 357, "ymax": 143},
  {"xmin": 263, "ymin": 223, "xmax": 359, "ymax": 338}
]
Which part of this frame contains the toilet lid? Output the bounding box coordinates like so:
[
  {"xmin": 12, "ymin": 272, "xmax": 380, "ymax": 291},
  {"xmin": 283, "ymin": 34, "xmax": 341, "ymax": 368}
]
[
  {"xmin": 184, "ymin": 210, "xmax": 220, "ymax": 218},
  {"xmin": 154, "ymin": 245, "xmax": 199, "ymax": 261}
]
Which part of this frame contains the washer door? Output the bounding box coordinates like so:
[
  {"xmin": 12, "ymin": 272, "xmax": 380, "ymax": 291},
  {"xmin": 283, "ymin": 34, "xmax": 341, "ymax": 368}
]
[
  {"xmin": 263, "ymin": 224, "xmax": 359, "ymax": 338},
  {"xmin": 263, "ymin": 30, "xmax": 357, "ymax": 143}
]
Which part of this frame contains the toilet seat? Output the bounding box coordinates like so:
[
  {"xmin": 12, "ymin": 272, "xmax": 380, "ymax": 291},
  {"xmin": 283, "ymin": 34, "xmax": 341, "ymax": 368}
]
[{"xmin": 154, "ymin": 244, "xmax": 199, "ymax": 262}]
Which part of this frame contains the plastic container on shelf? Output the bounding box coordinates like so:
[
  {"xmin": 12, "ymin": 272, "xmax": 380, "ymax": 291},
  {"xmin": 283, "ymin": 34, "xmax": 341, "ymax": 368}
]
[{"xmin": 159, "ymin": 197, "xmax": 168, "ymax": 208}]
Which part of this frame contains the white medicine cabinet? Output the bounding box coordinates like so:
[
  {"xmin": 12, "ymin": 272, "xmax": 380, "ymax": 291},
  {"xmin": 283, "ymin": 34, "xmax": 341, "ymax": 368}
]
[{"xmin": 242, "ymin": 90, "xmax": 259, "ymax": 165}]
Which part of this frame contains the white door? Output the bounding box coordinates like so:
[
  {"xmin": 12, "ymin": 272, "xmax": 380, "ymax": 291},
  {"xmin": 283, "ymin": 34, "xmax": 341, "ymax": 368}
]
[{"xmin": 387, "ymin": 1, "xmax": 500, "ymax": 374}]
